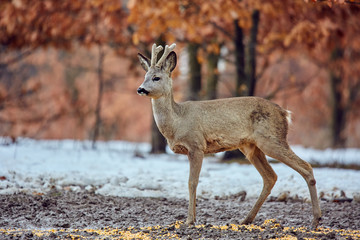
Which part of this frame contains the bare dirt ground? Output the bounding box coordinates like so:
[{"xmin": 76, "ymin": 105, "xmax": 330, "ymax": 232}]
[{"xmin": 1, "ymin": 190, "xmax": 360, "ymax": 239}]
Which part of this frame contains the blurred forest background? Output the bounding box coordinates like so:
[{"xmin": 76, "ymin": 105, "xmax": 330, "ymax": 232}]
[{"xmin": 0, "ymin": 0, "xmax": 359, "ymax": 151}]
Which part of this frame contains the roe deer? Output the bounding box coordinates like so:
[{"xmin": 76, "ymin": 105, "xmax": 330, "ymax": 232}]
[{"xmin": 137, "ymin": 43, "xmax": 321, "ymax": 228}]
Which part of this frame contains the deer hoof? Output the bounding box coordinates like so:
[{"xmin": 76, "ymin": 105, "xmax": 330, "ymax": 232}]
[
  {"xmin": 185, "ymin": 218, "xmax": 195, "ymax": 226},
  {"xmin": 240, "ymin": 218, "xmax": 253, "ymax": 225},
  {"xmin": 311, "ymin": 217, "xmax": 321, "ymax": 229}
]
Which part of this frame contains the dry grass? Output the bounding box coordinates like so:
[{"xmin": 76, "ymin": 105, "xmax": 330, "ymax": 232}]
[{"xmin": 1, "ymin": 219, "xmax": 359, "ymax": 240}]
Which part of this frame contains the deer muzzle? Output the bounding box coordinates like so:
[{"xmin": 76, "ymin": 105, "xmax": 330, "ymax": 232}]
[{"xmin": 137, "ymin": 87, "xmax": 149, "ymax": 96}]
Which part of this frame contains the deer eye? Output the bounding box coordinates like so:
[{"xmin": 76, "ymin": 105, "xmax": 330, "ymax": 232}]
[{"xmin": 152, "ymin": 76, "xmax": 160, "ymax": 81}]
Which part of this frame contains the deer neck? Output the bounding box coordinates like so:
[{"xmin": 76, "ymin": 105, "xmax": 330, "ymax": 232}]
[{"xmin": 151, "ymin": 91, "xmax": 179, "ymax": 138}]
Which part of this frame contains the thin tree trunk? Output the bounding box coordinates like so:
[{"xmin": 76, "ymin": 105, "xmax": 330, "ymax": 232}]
[
  {"xmin": 246, "ymin": 10, "xmax": 259, "ymax": 97},
  {"xmin": 329, "ymin": 47, "xmax": 346, "ymax": 148},
  {"xmin": 206, "ymin": 51, "xmax": 220, "ymax": 100},
  {"xmin": 329, "ymin": 72, "xmax": 346, "ymax": 148},
  {"xmin": 150, "ymin": 114, "xmax": 167, "ymax": 153},
  {"xmin": 92, "ymin": 45, "xmax": 105, "ymax": 149},
  {"xmin": 234, "ymin": 19, "xmax": 246, "ymax": 97},
  {"xmin": 188, "ymin": 43, "xmax": 202, "ymax": 100}
]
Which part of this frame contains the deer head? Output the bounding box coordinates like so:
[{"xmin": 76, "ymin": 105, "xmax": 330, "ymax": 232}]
[{"xmin": 137, "ymin": 43, "xmax": 177, "ymax": 99}]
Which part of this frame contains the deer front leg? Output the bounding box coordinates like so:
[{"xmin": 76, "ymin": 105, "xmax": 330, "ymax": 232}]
[{"xmin": 185, "ymin": 150, "xmax": 204, "ymax": 225}]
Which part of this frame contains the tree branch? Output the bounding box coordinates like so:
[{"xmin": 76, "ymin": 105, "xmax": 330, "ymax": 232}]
[
  {"xmin": 0, "ymin": 48, "xmax": 34, "ymax": 68},
  {"xmin": 209, "ymin": 21, "xmax": 233, "ymax": 39}
]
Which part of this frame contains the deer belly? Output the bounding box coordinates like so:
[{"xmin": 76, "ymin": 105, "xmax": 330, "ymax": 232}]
[{"xmin": 205, "ymin": 138, "xmax": 237, "ymax": 154}]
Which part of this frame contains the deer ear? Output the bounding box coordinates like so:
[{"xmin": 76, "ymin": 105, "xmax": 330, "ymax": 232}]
[
  {"xmin": 138, "ymin": 53, "xmax": 151, "ymax": 72},
  {"xmin": 163, "ymin": 51, "xmax": 177, "ymax": 73}
]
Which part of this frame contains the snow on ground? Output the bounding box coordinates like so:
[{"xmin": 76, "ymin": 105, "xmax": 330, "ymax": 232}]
[{"xmin": 0, "ymin": 138, "xmax": 359, "ymax": 200}]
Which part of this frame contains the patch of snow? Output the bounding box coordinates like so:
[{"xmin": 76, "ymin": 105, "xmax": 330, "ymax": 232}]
[
  {"xmin": 291, "ymin": 145, "xmax": 360, "ymax": 166},
  {"xmin": 0, "ymin": 138, "xmax": 359, "ymax": 200}
]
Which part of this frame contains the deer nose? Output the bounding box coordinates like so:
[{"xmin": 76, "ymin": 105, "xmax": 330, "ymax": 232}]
[{"xmin": 137, "ymin": 87, "xmax": 149, "ymax": 95}]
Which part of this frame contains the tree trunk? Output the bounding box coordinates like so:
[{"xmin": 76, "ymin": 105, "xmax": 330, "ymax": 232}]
[
  {"xmin": 92, "ymin": 45, "xmax": 105, "ymax": 149},
  {"xmin": 329, "ymin": 72, "xmax": 346, "ymax": 148},
  {"xmin": 150, "ymin": 114, "xmax": 167, "ymax": 153},
  {"xmin": 234, "ymin": 20, "xmax": 246, "ymax": 97},
  {"xmin": 206, "ymin": 51, "xmax": 220, "ymax": 100},
  {"xmin": 329, "ymin": 47, "xmax": 346, "ymax": 148},
  {"xmin": 150, "ymin": 38, "xmax": 167, "ymax": 153},
  {"xmin": 246, "ymin": 10, "xmax": 259, "ymax": 97},
  {"xmin": 188, "ymin": 43, "xmax": 202, "ymax": 100}
]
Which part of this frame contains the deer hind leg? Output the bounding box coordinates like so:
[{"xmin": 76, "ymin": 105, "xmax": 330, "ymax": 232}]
[
  {"xmin": 185, "ymin": 149, "xmax": 204, "ymax": 225},
  {"xmin": 239, "ymin": 144, "xmax": 277, "ymax": 225},
  {"xmin": 257, "ymin": 140, "xmax": 322, "ymax": 228}
]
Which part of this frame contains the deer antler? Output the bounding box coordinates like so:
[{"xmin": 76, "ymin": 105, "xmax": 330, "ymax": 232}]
[
  {"xmin": 151, "ymin": 44, "xmax": 164, "ymax": 67},
  {"xmin": 155, "ymin": 43, "xmax": 176, "ymax": 67}
]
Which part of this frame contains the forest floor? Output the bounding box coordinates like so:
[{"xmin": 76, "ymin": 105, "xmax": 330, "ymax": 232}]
[{"xmin": 1, "ymin": 191, "xmax": 359, "ymax": 239}]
